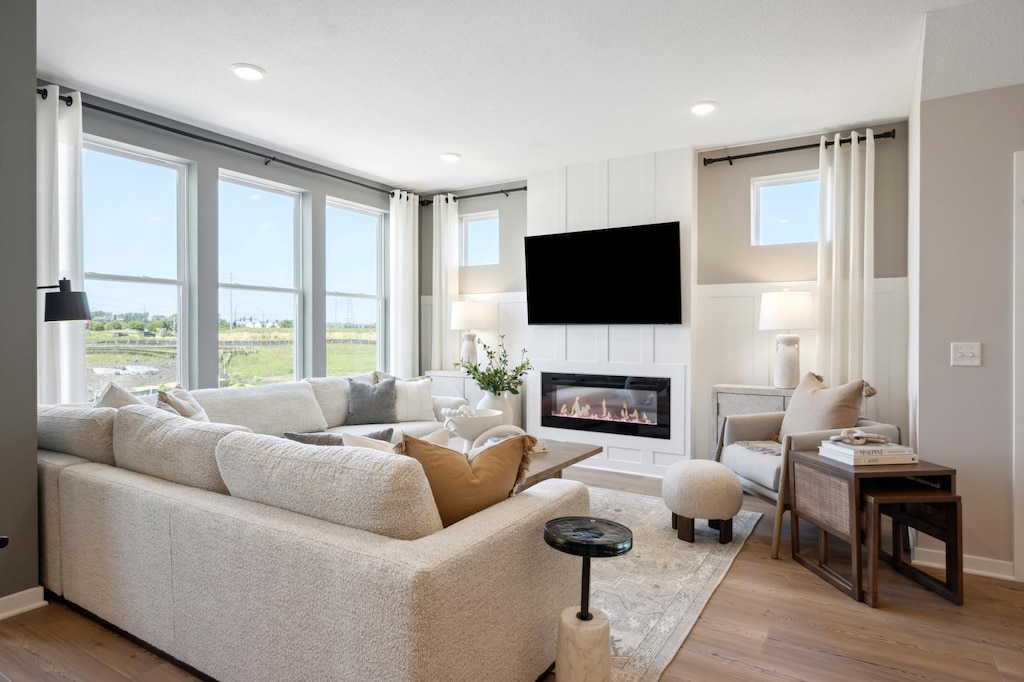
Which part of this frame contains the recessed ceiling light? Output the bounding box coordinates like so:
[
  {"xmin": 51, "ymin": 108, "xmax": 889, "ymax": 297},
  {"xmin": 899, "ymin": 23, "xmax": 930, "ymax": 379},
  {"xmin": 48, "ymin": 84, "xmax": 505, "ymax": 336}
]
[
  {"xmin": 232, "ymin": 63, "xmax": 266, "ymax": 81},
  {"xmin": 440, "ymin": 152, "xmax": 462, "ymax": 163},
  {"xmin": 691, "ymin": 100, "xmax": 718, "ymax": 115}
]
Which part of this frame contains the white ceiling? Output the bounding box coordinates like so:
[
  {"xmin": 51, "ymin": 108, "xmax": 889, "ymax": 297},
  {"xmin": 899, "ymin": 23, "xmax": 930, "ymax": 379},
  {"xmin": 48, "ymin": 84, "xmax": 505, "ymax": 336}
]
[{"xmin": 36, "ymin": 0, "xmax": 1024, "ymax": 194}]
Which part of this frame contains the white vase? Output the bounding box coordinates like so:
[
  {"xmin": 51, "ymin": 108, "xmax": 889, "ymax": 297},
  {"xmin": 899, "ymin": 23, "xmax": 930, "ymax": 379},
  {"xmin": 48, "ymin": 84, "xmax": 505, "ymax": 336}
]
[{"xmin": 478, "ymin": 391, "xmax": 514, "ymax": 425}]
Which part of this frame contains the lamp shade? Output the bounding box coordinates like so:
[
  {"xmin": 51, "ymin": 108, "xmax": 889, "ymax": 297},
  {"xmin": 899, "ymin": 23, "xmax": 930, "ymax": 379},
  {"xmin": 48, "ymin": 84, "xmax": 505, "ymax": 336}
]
[
  {"xmin": 41, "ymin": 278, "xmax": 92, "ymax": 322},
  {"xmin": 758, "ymin": 290, "xmax": 812, "ymax": 331},
  {"xmin": 450, "ymin": 300, "xmax": 497, "ymax": 331}
]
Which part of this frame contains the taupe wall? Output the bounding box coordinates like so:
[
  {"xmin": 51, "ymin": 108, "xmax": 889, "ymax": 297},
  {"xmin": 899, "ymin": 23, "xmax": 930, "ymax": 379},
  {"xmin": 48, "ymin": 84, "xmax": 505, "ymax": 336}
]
[
  {"xmin": 418, "ymin": 182, "xmax": 528, "ymax": 296},
  {"xmin": 0, "ymin": 0, "xmax": 40, "ymax": 600},
  {"xmin": 697, "ymin": 121, "xmax": 909, "ymax": 284},
  {"xmin": 918, "ymin": 83, "xmax": 1024, "ymax": 564}
]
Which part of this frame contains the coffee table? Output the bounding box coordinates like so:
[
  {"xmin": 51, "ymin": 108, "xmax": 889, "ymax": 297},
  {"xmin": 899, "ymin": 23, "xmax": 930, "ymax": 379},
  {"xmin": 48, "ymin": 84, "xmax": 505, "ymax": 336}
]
[{"xmin": 519, "ymin": 440, "xmax": 603, "ymax": 490}]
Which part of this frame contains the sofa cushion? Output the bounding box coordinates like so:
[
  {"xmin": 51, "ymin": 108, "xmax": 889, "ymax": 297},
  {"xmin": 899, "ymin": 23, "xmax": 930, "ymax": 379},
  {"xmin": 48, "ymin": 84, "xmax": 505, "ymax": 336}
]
[
  {"xmin": 303, "ymin": 373, "xmax": 375, "ymax": 428},
  {"xmin": 779, "ymin": 372, "xmax": 864, "ymax": 439},
  {"xmin": 341, "ymin": 427, "xmax": 448, "ymax": 453},
  {"xmin": 37, "ymin": 404, "xmax": 117, "ymax": 465},
  {"xmin": 215, "ymin": 431, "xmax": 443, "ymax": 540},
  {"xmin": 113, "ymin": 404, "xmax": 251, "ymax": 493},
  {"xmin": 283, "ymin": 427, "xmax": 393, "ymax": 446},
  {"xmin": 95, "ymin": 381, "xmax": 143, "ymax": 408},
  {"xmin": 157, "ymin": 387, "xmax": 210, "ymax": 422},
  {"xmin": 347, "ymin": 377, "xmax": 397, "ymax": 425},
  {"xmin": 394, "ymin": 377, "xmax": 435, "ymax": 421},
  {"xmin": 396, "ymin": 433, "xmax": 535, "ymax": 526},
  {"xmin": 719, "ymin": 440, "xmax": 783, "ymax": 491},
  {"xmin": 190, "ymin": 382, "xmax": 328, "ymax": 436}
]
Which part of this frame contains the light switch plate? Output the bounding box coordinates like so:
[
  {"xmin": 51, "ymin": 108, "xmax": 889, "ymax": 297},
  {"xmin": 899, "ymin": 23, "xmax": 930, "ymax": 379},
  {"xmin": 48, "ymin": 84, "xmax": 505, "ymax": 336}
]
[{"xmin": 950, "ymin": 342, "xmax": 982, "ymax": 367}]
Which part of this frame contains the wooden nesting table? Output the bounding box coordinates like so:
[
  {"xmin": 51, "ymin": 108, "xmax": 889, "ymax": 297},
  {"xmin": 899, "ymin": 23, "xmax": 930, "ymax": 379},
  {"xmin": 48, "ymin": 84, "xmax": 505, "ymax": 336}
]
[
  {"xmin": 518, "ymin": 440, "xmax": 604, "ymax": 491},
  {"xmin": 788, "ymin": 449, "xmax": 961, "ymax": 606}
]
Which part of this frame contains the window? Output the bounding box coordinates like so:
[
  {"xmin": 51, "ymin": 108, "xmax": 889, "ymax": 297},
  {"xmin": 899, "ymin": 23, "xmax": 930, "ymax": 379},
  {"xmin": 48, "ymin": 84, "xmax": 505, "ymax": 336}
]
[
  {"xmin": 751, "ymin": 171, "xmax": 819, "ymax": 246},
  {"xmin": 218, "ymin": 176, "xmax": 300, "ymax": 387},
  {"xmin": 461, "ymin": 211, "xmax": 499, "ymax": 266},
  {"xmin": 82, "ymin": 143, "xmax": 186, "ymax": 397},
  {"xmin": 325, "ymin": 201, "xmax": 385, "ymax": 377}
]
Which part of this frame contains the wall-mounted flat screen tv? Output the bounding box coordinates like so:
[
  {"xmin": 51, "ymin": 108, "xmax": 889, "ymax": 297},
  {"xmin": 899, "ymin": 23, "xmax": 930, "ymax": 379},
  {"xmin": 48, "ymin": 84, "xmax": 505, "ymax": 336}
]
[{"xmin": 524, "ymin": 221, "xmax": 683, "ymax": 325}]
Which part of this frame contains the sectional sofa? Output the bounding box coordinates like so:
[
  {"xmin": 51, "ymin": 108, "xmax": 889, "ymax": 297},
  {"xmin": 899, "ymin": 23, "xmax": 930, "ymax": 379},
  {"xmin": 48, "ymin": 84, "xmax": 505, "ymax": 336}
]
[{"xmin": 36, "ymin": 377, "xmax": 590, "ymax": 681}]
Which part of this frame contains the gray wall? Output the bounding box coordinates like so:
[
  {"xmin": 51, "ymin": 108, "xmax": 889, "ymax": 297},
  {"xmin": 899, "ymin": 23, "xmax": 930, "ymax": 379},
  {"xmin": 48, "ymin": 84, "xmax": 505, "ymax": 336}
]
[
  {"xmin": 697, "ymin": 121, "xmax": 909, "ymax": 284},
  {"xmin": 419, "ymin": 182, "xmax": 528, "ymax": 295},
  {"xmin": 918, "ymin": 83, "xmax": 1024, "ymax": 563},
  {"xmin": 0, "ymin": 0, "xmax": 40, "ymax": 600}
]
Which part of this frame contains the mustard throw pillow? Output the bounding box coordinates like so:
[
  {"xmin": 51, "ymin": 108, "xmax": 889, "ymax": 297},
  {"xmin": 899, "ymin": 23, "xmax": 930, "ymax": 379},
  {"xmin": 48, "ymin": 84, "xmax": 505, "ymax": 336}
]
[
  {"xmin": 779, "ymin": 372, "xmax": 864, "ymax": 439},
  {"xmin": 397, "ymin": 433, "xmax": 536, "ymax": 526}
]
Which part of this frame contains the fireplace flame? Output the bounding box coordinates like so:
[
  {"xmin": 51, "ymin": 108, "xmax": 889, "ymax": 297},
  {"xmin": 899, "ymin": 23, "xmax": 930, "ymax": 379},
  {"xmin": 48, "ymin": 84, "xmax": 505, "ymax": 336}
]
[{"xmin": 556, "ymin": 398, "xmax": 656, "ymax": 426}]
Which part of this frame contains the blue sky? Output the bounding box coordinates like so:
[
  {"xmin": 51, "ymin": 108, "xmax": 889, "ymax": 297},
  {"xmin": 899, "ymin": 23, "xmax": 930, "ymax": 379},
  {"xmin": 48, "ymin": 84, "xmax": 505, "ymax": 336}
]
[{"xmin": 83, "ymin": 148, "xmax": 381, "ymax": 325}]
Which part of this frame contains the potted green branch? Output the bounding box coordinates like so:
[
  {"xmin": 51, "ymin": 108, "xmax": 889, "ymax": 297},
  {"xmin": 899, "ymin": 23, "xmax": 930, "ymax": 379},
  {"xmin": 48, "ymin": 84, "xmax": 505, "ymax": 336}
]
[{"xmin": 454, "ymin": 335, "xmax": 533, "ymax": 424}]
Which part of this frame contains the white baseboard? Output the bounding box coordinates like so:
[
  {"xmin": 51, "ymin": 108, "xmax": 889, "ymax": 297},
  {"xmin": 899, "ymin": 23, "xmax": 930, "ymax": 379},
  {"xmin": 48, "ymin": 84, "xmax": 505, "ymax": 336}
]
[
  {"xmin": 914, "ymin": 547, "xmax": 1016, "ymax": 581},
  {"xmin": 0, "ymin": 586, "xmax": 47, "ymax": 621}
]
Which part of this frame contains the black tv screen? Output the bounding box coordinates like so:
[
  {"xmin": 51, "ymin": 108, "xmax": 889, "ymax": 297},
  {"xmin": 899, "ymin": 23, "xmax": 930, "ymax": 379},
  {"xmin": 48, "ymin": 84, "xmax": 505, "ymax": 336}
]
[{"xmin": 524, "ymin": 221, "xmax": 683, "ymax": 325}]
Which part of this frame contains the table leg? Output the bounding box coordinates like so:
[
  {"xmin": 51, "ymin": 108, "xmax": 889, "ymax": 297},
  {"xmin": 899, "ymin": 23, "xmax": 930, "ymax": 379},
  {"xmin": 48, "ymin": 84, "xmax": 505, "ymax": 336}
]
[
  {"xmin": 578, "ymin": 556, "xmax": 592, "ymax": 621},
  {"xmin": 864, "ymin": 496, "xmax": 881, "ymax": 607}
]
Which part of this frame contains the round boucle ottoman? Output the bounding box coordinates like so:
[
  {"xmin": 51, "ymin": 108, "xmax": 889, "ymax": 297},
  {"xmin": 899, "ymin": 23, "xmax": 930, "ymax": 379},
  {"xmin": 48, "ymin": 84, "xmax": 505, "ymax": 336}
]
[{"xmin": 662, "ymin": 459, "xmax": 743, "ymax": 543}]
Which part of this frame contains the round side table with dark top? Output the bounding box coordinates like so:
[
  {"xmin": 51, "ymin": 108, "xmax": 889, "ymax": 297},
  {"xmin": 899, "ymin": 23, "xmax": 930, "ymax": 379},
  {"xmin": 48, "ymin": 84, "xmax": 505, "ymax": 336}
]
[{"xmin": 544, "ymin": 516, "xmax": 632, "ymax": 682}]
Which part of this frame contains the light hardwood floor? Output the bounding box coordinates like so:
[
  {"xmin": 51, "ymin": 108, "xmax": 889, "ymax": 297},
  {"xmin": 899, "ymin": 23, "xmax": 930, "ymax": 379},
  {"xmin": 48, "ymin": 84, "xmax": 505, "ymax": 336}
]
[{"xmin": 2, "ymin": 467, "xmax": 1023, "ymax": 681}]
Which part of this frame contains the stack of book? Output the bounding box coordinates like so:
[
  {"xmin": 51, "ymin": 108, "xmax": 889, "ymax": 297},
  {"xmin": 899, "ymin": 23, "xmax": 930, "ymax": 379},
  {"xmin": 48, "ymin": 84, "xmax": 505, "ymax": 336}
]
[{"xmin": 818, "ymin": 439, "xmax": 918, "ymax": 465}]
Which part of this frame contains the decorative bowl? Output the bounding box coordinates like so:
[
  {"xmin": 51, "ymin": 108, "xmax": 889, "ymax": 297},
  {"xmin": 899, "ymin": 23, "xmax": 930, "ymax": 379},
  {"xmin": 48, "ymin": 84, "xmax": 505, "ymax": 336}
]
[{"xmin": 443, "ymin": 409, "xmax": 504, "ymax": 442}]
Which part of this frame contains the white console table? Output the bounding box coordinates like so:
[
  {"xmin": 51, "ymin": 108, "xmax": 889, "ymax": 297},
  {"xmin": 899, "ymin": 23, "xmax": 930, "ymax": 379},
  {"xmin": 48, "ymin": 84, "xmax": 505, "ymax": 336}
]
[
  {"xmin": 426, "ymin": 370, "xmax": 523, "ymax": 428},
  {"xmin": 710, "ymin": 384, "xmax": 794, "ymax": 458}
]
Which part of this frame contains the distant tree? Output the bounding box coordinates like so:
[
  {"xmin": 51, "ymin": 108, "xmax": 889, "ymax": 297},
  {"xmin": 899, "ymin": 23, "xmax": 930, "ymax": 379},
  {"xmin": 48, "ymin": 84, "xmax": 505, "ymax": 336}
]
[
  {"xmin": 90, "ymin": 309, "xmax": 112, "ymax": 321},
  {"xmin": 105, "ymin": 321, "xmax": 123, "ymax": 331},
  {"xmin": 90, "ymin": 321, "xmax": 105, "ymax": 332},
  {"xmin": 219, "ymin": 318, "xmax": 230, "ymax": 331},
  {"xmin": 278, "ymin": 319, "xmax": 294, "ymax": 328},
  {"xmin": 128, "ymin": 321, "xmax": 145, "ymax": 331}
]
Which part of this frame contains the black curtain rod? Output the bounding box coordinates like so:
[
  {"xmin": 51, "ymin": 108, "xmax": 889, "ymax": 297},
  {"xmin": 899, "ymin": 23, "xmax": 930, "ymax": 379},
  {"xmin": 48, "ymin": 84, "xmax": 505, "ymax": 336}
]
[
  {"xmin": 703, "ymin": 128, "xmax": 896, "ymax": 167},
  {"xmin": 418, "ymin": 186, "xmax": 527, "ymax": 206},
  {"xmin": 37, "ymin": 87, "xmax": 394, "ymax": 196},
  {"xmin": 36, "ymin": 87, "xmax": 73, "ymax": 106}
]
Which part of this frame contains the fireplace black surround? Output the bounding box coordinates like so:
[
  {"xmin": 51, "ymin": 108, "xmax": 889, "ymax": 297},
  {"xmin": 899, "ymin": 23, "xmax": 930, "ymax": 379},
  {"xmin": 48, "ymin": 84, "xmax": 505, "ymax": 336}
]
[{"xmin": 541, "ymin": 372, "xmax": 670, "ymax": 439}]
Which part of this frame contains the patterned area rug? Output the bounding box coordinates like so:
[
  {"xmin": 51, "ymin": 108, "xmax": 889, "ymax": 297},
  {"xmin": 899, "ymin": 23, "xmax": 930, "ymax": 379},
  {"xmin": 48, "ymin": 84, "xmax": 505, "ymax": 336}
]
[{"xmin": 586, "ymin": 486, "xmax": 762, "ymax": 682}]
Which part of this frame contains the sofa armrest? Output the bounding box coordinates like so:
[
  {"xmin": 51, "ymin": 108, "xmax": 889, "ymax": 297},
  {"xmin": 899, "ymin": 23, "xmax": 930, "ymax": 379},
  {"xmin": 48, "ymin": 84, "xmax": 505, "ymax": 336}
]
[
  {"xmin": 782, "ymin": 420, "xmax": 902, "ymax": 453},
  {"xmin": 718, "ymin": 411, "xmax": 786, "ymax": 460}
]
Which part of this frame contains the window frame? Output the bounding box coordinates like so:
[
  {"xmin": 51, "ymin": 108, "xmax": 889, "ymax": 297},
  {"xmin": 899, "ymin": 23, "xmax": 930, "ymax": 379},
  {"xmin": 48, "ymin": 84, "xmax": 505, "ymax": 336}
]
[
  {"xmin": 750, "ymin": 169, "xmax": 820, "ymax": 246},
  {"xmin": 324, "ymin": 197, "xmax": 387, "ymax": 375},
  {"xmin": 217, "ymin": 171, "xmax": 304, "ymax": 383},
  {"xmin": 82, "ymin": 138, "xmax": 190, "ymax": 390},
  {"xmin": 460, "ymin": 210, "xmax": 500, "ymax": 267}
]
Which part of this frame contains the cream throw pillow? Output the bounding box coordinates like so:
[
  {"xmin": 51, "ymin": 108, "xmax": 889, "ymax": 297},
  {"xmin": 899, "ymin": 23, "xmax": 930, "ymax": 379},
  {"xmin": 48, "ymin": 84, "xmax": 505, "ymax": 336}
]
[
  {"xmin": 394, "ymin": 377, "xmax": 435, "ymax": 421},
  {"xmin": 779, "ymin": 373, "xmax": 864, "ymax": 439},
  {"xmin": 157, "ymin": 387, "xmax": 210, "ymax": 422},
  {"xmin": 342, "ymin": 428, "xmax": 448, "ymax": 453},
  {"xmin": 396, "ymin": 433, "xmax": 535, "ymax": 526},
  {"xmin": 95, "ymin": 382, "xmax": 142, "ymax": 408}
]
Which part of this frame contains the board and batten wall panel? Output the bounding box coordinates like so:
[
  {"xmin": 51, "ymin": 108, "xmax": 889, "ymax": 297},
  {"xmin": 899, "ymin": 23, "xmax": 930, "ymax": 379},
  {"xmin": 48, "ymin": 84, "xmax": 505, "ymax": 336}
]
[
  {"xmin": 692, "ymin": 279, "xmax": 908, "ymax": 461},
  {"xmin": 525, "ymin": 148, "xmax": 693, "ymax": 477}
]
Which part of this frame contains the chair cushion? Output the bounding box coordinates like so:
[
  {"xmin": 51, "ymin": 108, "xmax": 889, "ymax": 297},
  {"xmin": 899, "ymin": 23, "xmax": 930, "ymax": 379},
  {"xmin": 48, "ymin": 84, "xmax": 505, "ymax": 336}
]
[
  {"xmin": 779, "ymin": 373, "xmax": 863, "ymax": 439},
  {"xmin": 719, "ymin": 440, "xmax": 784, "ymax": 492}
]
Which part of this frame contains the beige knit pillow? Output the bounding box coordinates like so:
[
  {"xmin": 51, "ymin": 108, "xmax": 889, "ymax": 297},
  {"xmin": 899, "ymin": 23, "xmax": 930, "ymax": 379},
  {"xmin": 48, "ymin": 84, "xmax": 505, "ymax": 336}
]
[{"xmin": 779, "ymin": 373, "xmax": 864, "ymax": 439}]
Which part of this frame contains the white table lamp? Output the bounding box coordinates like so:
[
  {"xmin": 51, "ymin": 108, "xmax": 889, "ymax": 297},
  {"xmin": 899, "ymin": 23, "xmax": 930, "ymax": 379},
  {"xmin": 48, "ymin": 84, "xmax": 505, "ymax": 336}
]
[
  {"xmin": 759, "ymin": 290, "xmax": 814, "ymax": 389},
  {"xmin": 450, "ymin": 301, "xmax": 497, "ymax": 368}
]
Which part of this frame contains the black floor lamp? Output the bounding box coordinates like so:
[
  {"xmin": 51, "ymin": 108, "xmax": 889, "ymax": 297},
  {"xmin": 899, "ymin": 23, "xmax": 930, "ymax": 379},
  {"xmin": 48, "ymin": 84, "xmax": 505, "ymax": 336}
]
[{"xmin": 37, "ymin": 277, "xmax": 91, "ymax": 321}]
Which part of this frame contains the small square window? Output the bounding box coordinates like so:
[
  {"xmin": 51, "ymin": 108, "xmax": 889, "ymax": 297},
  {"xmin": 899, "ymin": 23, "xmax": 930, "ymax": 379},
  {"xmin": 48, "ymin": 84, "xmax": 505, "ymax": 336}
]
[
  {"xmin": 461, "ymin": 212, "xmax": 499, "ymax": 266},
  {"xmin": 752, "ymin": 171, "xmax": 819, "ymax": 246}
]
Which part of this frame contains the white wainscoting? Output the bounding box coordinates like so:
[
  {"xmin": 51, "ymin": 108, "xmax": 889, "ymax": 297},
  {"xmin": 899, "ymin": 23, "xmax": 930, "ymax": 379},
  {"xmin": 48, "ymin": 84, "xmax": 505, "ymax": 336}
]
[{"xmin": 692, "ymin": 278, "xmax": 909, "ymax": 460}]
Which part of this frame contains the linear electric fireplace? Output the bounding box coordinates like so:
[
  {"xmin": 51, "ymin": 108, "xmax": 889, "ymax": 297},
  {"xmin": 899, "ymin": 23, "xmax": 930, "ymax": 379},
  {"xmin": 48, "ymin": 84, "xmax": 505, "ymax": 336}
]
[{"xmin": 541, "ymin": 372, "xmax": 670, "ymax": 439}]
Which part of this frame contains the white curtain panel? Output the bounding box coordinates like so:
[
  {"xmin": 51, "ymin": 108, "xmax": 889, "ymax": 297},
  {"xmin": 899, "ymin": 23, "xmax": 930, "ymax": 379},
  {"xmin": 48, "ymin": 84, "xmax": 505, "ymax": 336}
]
[
  {"xmin": 431, "ymin": 193, "xmax": 460, "ymax": 370},
  {"xmin": 816, "ymin": 129, "xmax": 876, "ymax": 387},
  {"xmin": 37, "ymin": 85, "xmax": 87, "ymax": 404},
  {"xmin": 388, "ymin": 190, "xmax": 419, "ymax": 378}
]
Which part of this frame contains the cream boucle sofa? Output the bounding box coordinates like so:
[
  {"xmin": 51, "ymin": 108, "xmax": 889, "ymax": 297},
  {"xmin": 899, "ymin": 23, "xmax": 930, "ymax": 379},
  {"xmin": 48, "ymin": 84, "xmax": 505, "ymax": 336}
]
[{"xmin": 37, "ymin": 379, "xmax": 589, "ymax": 681}]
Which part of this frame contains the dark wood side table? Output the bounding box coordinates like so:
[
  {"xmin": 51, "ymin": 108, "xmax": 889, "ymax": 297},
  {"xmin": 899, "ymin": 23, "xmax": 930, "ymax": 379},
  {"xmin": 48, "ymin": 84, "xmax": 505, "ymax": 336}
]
[{"xmin": 788, "ymin": 449, "xmax": 957, "ymax": 604}]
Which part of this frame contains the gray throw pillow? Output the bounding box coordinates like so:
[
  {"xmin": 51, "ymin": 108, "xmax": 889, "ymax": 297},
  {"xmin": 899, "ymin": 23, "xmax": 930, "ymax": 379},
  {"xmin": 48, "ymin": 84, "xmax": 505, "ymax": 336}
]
[
  {"xmin": 346, "ymin": 377, "xmax": 397, "ymax": 425},
  {"xmin": 283, "ymin": 427, "xmax": 393, "ymax": 445}
]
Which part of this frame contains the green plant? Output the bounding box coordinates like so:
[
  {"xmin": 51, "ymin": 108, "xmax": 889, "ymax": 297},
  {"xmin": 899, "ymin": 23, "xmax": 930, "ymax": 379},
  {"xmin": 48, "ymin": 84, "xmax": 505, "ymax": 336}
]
[{"xmin": 454, "ymin": 335, "xmax": 533, "ymax": 395}]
